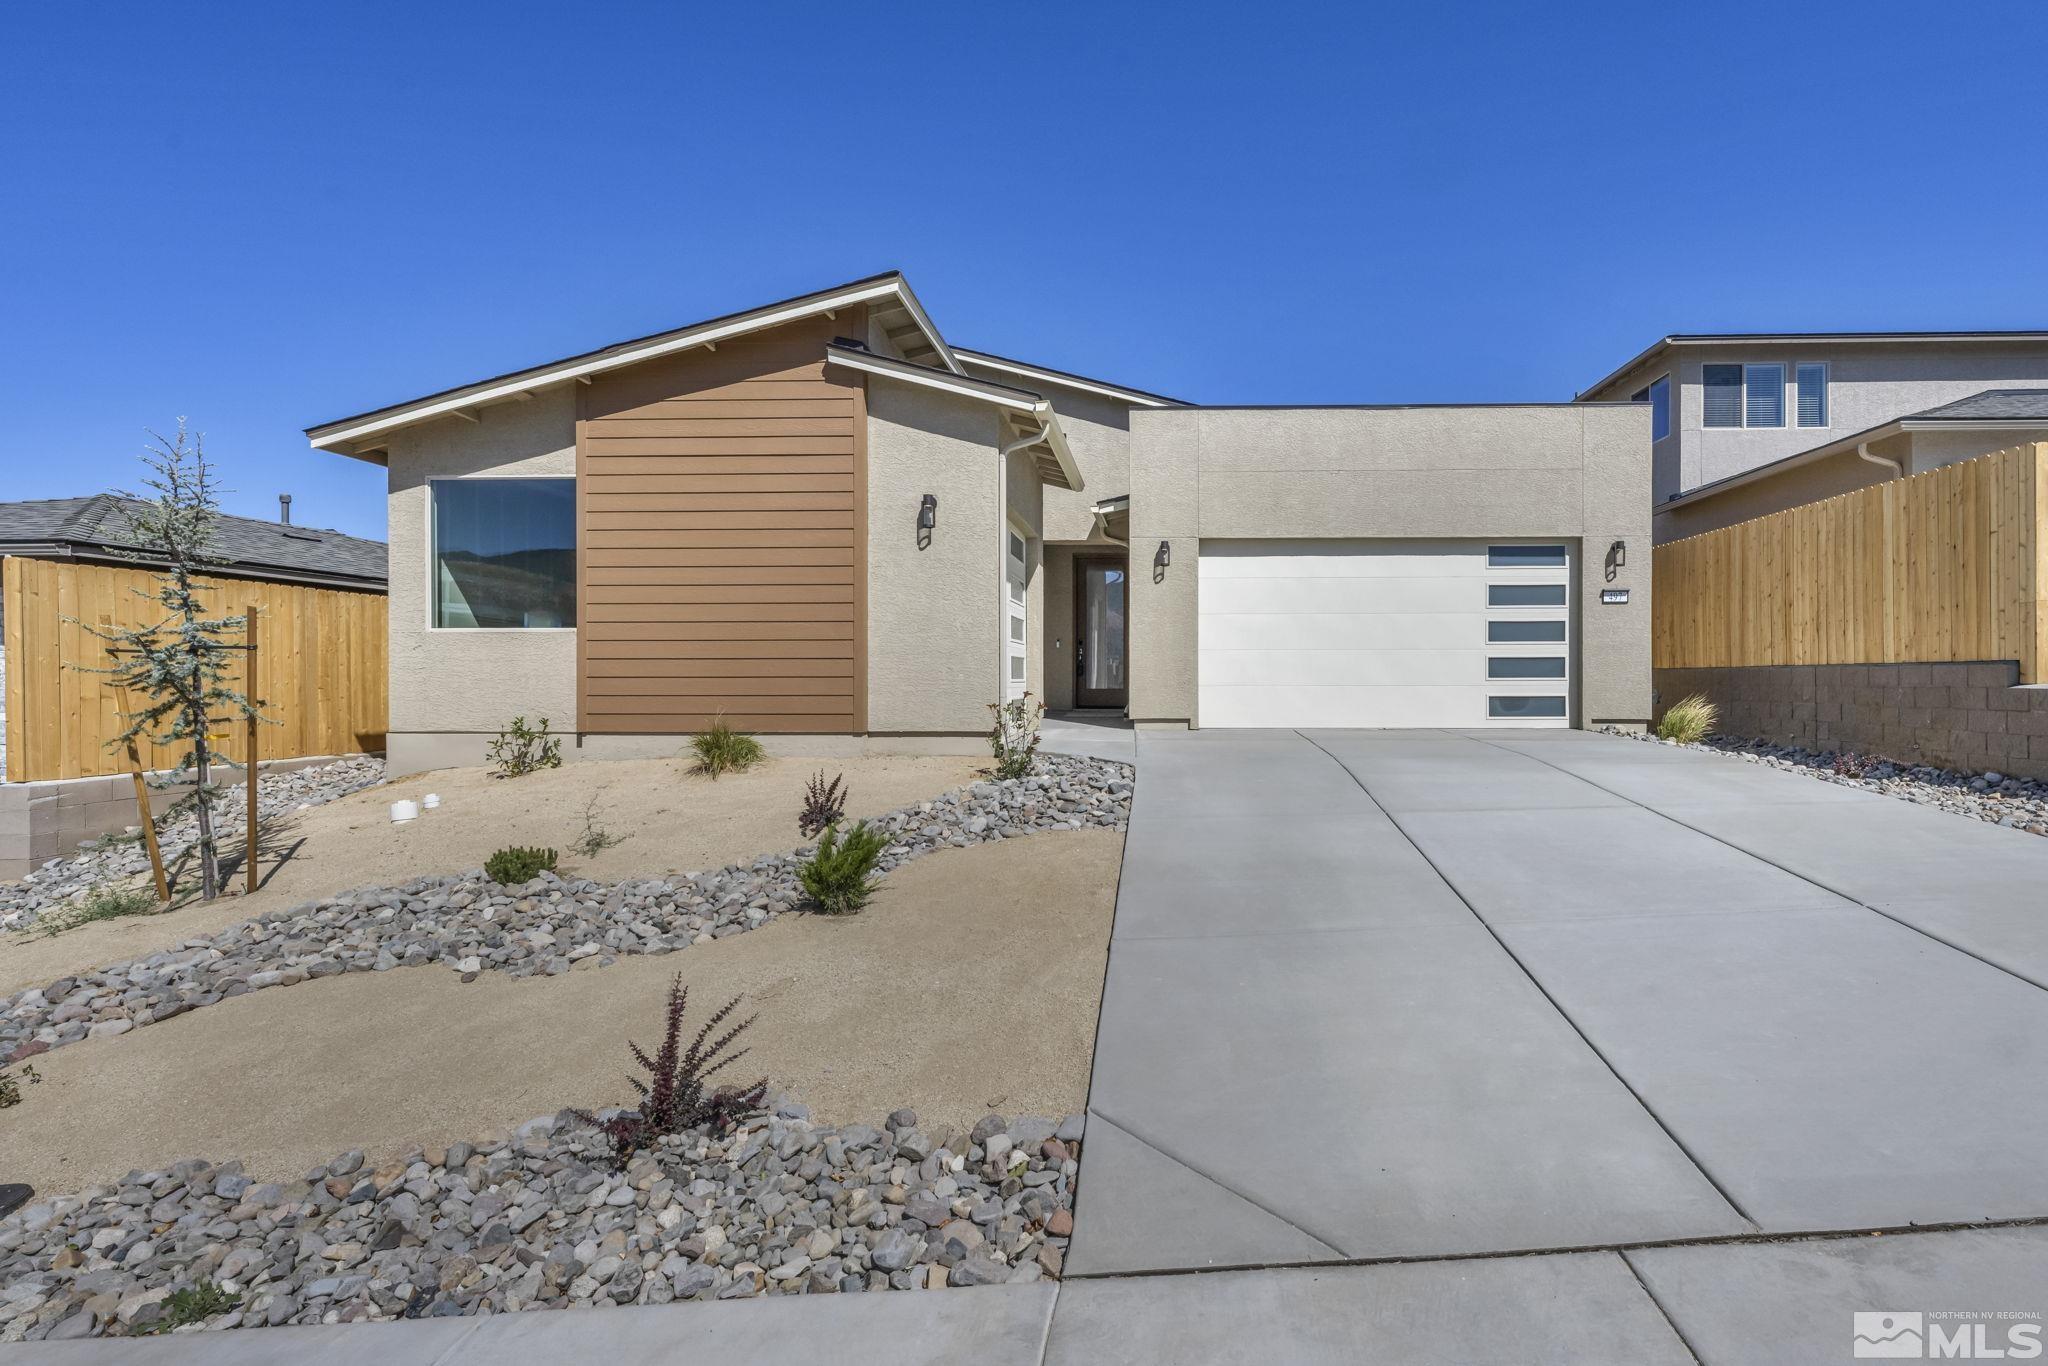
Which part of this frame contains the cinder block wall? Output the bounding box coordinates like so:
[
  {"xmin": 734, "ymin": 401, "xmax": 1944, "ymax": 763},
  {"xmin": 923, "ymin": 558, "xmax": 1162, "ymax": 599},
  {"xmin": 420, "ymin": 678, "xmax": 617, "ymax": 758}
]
[{"xmin": 1654, "ymin": 662, "xmax": 2048, "ymax": 778}]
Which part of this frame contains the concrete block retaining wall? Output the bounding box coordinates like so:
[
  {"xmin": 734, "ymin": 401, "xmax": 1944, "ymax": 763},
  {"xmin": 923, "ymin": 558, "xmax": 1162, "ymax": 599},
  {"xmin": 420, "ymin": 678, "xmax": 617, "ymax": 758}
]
[
  {"xmin": 1654, "ymin": 661, "xmax": 2048, "ymax": 779},
  {"xmin": 0, "ymin": 754, "xmax": 343, "ymax": 882}
]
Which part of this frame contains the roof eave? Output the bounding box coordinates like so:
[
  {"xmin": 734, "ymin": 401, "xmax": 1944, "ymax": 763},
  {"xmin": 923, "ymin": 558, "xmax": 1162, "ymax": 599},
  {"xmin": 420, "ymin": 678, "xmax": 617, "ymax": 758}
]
[
  {"xmin": 306, "ymin": 273, "xmax": 958, "ymax": 453},
  {"xmin": 826, "ymin": 347, "xmax": 1083, "ymax": 492}
]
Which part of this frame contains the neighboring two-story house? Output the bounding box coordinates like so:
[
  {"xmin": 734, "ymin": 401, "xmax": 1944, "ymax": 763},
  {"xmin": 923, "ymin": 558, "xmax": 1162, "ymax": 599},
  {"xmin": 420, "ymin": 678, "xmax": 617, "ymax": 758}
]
[{"xmin": 1577, "ymin": 333, "xmax": 2048, "ymax": 541}]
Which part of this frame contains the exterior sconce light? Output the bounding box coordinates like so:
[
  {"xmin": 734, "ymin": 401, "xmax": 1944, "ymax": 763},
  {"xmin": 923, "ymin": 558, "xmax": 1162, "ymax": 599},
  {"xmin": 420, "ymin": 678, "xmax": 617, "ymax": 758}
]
[
  {"xmin": 1605, "ymin": 539, "xmax": 1627, "ymax": 582},
  {"xmin": 916, "ymin": 494, "xmax": 937, "ymax": 551},
  {"xmin": 1153, "ymin": 539, "xmax": 1171, "ymax": 584}
]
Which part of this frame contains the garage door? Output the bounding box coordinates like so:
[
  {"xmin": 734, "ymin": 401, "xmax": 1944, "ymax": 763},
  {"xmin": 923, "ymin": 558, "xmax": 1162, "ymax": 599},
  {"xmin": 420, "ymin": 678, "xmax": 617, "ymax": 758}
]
[{"xmin": 1197, "ymin": 539, "xmax": 1573, "ymax": 728}]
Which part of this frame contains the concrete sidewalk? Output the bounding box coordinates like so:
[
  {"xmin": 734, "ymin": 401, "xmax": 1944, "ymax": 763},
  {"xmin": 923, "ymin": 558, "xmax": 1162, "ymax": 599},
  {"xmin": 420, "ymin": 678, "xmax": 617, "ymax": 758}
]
[{"xmin": 18, "ymin": 1226, "xmax": 2048, "ymax": 1363}]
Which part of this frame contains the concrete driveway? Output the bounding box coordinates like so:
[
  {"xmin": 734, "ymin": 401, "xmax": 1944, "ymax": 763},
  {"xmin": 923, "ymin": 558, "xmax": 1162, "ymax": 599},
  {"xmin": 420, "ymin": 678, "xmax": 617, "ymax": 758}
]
[{"xmin": 1070, "ymin": 727, "xmax": 2048, "ymax": 1274}]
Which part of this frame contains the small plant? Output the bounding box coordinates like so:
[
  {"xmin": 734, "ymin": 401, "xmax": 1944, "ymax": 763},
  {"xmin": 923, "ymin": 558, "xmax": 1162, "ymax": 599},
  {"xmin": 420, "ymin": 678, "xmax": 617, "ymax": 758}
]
[
  {"xmin": 689, "ymin": 717, "xmax": 765, "ymax": 779},
  {"xmin": 798, "ymin": 770, "xmax": 849, "ymax": 839},
  {"xmin": 488, "ymin": 715, "xmax": 562, "ymax": 778},
  {"xmin": 1656, "ymin": 693, "xmax": 1718, "ymax": 745},
  {"xmin": 154, "ymin": 1282, "xmax": 240, "ymax": 1330},
  {"xmin": 0, "ymin": 1062, "xmax": 40, "ymax": 1109},
  {"xmin": 28, "ymin": 882, "xmax": 160, "ymax": 939},
  {"xmin": 485, "ymin": 845, "xmax": 558, "ymax": 885},
  {"xmin": 988, "ymin": 693, "xmax": 1044, "ymax": 780},
  {"xmin": 798, "ymin": 820, "xmax": 888, "ymax": 915},
  {"xmin": 571, "ymin": 975, "xmax": 767, "ymax": 1167},
  {"xmin": 570, "ymin": 795, "xmax": 625, "ymax": 858}
]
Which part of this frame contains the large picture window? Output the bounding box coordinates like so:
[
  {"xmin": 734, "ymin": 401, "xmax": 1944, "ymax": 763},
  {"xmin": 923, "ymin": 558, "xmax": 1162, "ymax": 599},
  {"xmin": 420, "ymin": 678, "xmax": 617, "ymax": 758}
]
[{"xmin": 432, "ymin": 478, "xmax": 576, "ymax": 628}]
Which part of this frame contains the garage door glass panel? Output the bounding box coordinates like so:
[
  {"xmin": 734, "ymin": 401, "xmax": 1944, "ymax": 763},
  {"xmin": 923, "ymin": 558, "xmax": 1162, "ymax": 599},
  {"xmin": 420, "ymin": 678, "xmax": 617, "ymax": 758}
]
[
  {"xmin": 1490, "ymin": 695, "xmax": 1567, "ymax": 718},
  {"xmin": 1487, "ymin": 544, "xmax": 1567, "ymax": 568},
  {"xmin": 1489, "ymin": 656, "xmax": 1567, "ymax": 679},
  {"xmin": 1489, "ymin": 583, "xmax": 1568, "ymax": 607},
  {"xmin": 1488, "ymin": 619, "xmax": 1567, "ymax": 643}
]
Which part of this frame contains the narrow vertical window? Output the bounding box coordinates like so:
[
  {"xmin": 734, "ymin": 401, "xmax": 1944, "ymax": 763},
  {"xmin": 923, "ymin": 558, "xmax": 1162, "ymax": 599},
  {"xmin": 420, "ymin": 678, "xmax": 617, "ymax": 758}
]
[
  {"xmin": 1796, "ymin": 363, "xmax": 1828, "ymax": 427},
  {"xmin": 1702, "ymin": 364, "xmax": 1743, "ymax": 428},
  {"xmin": 1744, "ymin": 363, "xmax": 1786, "ymax": 427}
]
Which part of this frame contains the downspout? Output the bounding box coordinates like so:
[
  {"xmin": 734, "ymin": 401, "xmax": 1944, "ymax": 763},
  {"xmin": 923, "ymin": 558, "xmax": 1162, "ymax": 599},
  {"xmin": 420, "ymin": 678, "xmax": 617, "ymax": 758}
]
[
  {"xmin": 995, "ymin": 418, "xmax": 1047, "ymax": 706},
  {"xmin": 1858, "ymin": 441, "xmax": 1904, "ymax": 479}
]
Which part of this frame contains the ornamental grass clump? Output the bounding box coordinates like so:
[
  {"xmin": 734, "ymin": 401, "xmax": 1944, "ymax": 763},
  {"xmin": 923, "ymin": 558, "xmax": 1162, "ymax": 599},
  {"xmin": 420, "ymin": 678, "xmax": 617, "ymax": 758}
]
[
  {"xmin": 798, "ymin": 819, "xmax": 888, "ymax": 915},
  {"xmin": 690, "ymin": 717, "xmax": 765, "ymax": 779},
  {"xmin": 1656, "ymin": 693, "xmax": 1719, "ymax": 745},
  {"xmin": 484, "ymin": 845, "xmax": 557, "ymax": 885},
  {"xmin": 571, "ymin": 975, "xmax": 766, "ymax": 1167},
  {"xmin": 797, "ymin": 769, "xmax": 849, "ymax": 839}
]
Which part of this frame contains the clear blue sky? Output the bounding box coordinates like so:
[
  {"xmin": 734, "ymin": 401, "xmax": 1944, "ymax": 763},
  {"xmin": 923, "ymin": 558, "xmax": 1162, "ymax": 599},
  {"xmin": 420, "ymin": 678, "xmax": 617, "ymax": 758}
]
[{"xmin": 6, "ymin": 1, "xmax": 2046, "ymax": 542}]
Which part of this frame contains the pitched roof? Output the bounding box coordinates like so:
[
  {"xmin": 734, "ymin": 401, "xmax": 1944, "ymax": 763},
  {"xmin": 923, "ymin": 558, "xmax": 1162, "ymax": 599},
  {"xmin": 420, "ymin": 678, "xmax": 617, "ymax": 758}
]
[
  {"xmin": 0, "ymin": 495, "xmax": 385, "ymax": 590},
  {"xmin": 306, "ymin": 272, "xmax": 958, "ymax": 455},
  {"xmin": 1906, "ymin": 388, "xmax": 2048, "ymax": 421},
  {"xmin": 1580, "ymin": 330, "xmax": 2048, "ymax": 400}
]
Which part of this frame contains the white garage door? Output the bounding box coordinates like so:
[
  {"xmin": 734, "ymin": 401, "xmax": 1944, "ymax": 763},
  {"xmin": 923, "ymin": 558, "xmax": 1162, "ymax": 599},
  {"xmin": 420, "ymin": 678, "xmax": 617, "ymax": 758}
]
[{"xmin": 1198, "ymin": 539, "xmax": 1573, "ymax": 729}]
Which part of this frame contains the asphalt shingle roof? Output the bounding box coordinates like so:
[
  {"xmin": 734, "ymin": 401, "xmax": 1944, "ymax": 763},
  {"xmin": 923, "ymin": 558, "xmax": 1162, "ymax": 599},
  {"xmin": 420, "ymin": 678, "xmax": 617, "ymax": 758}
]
[
  {"xmin": 1907, "ymin": 388, "xmax": 2048, "ymax": 422},
  {"xmin": 0, "ymin": 495, "xmax": 385, "ymax": 588}
]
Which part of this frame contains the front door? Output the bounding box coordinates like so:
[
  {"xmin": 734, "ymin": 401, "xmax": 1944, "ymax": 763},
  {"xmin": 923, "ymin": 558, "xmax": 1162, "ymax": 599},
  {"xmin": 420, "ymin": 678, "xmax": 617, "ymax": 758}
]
[{"xmin": 1075, "ymin": 555, "xmax": 1128, "ymax": 709}]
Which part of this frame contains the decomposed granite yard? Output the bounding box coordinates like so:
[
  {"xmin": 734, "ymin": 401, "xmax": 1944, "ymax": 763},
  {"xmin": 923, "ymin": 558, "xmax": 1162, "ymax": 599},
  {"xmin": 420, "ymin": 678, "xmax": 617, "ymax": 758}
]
[{"xmin": 0, "ymin": 750, "xmax": 1132, "ymax": 1340}]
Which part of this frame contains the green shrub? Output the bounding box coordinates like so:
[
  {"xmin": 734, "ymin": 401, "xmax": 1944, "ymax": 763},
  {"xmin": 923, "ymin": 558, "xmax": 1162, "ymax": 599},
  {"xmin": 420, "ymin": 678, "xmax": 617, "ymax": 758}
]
[
  {"xmin": 988, "ymin": 694, "xmax": 1043, "ymax": 781},
  {"xmin": 28, "ymin": 883, "xmax": 159, "ymax": 939},
  {"xmin": 485, "ymin": 845, "xmax": 558, "ymax": 885},
  {"xmin": 0, "ymin": 1062, "xmax": 40, "ymax": 1109},
  {"xmin": 155, "ymin": 1282, "xmax": 240, "ymax": 1330},
  {"xmin": 1657, "ymin": 693, "xmax": 1719, "ymax": 745},
  {"xmin": 487, "ymin": 715, "xmax": 562, "ymax": 778},
  {"xmin": 690, "ymin": 717, "xmax": 765, "ymax": 780},
  {"xmin": 798, "ymin": 820, "xmax": 888, "ymax": 915}
]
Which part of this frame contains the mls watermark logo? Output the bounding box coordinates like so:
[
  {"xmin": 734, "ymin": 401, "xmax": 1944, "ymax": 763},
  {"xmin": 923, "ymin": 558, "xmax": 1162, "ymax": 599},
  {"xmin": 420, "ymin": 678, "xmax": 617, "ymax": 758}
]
[
  {"xmin": 1854, "ymin": 1309, "xmax": 2044, "ymax": 1358},
  {"xmin": 1855, "ymin": 1313, "xmax": 1924, "ymax": 1358}
]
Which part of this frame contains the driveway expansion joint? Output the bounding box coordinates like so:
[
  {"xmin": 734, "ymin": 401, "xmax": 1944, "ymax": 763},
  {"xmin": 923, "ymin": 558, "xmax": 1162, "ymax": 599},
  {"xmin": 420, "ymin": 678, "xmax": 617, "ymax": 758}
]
[{"xmin": 1294, "ymin": 729, "xmax": 1761, "ymax": 1234}]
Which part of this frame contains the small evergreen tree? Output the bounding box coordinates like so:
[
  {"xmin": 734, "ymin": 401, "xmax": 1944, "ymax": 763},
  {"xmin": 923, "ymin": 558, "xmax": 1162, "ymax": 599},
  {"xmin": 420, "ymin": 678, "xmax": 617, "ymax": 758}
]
[{"xmin": 77, "ymin": 423, "xmax": 266, "ymax": 901}]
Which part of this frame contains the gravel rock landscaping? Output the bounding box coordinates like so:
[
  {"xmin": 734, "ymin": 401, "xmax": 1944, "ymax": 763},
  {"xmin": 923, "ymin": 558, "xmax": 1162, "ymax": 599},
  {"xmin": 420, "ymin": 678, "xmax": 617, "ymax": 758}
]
[
  {"xmin": 1, "ymin": 757, "xmax": 389, "ymax": 933},
  {"xmin": 0, "ymin": 755, "xmax": 1132, "ymax": 1065},
  {"xmin": 1610, "ymin": 729, "xmax": 2048, "ymax": 835},
  {"xmin": 0, "ymin": 1102, "xmax": 1083, "ymax": 1340}
]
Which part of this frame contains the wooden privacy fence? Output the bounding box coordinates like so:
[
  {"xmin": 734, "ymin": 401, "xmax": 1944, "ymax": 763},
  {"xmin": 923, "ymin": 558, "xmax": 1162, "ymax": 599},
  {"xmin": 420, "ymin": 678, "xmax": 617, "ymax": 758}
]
[
  {"xmin": 2, "ymin": 556, "xmax": 387, "ymax": 782},
  {"xmin": 1653, "ymin": 441, "xmax": 2048, "ymax": 683}
]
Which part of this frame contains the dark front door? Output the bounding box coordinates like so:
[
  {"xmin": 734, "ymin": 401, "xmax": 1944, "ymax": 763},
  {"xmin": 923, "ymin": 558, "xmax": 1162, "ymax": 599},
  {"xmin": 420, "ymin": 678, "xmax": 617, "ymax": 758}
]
[{"xmin": 1074, "ymin": 555, "xmax": 1128, "ymax": 709}]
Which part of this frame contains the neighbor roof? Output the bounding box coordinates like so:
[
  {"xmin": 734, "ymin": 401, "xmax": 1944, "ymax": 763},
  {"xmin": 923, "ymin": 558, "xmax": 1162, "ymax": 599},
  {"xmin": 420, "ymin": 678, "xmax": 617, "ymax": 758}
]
[
  {"xmin": 306, "ymin": 272, "xmax": 960, "ymax": 456},
  {"xmin": 0, "ymin": 495, "xmax": 386, "ymax": 590},
  {"xmin": 1657, "ymin": 386, "xmax": 2048, "ymax": 513},
  {"xmin": 1580, "ymin": 330, "xmax": 2048, "ymax": 400}
]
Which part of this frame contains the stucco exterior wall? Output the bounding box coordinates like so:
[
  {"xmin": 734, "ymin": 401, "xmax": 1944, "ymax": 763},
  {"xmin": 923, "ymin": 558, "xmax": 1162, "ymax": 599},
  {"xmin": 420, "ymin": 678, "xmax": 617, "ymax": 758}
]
[
  {"xmin": 1586, "ymin": 341, "xmax": 2048, "ymax": 498},
  {"xmin": 384, "ymin": 389, "xmax": 577, "ymax": 773},
  {"xmin": 1127, "ymin": 404, "xmax": 1653, "ymax": 728},
  {"xmin": 865, "ymin": 381, "xmax": 1004, "ymax": 733}
]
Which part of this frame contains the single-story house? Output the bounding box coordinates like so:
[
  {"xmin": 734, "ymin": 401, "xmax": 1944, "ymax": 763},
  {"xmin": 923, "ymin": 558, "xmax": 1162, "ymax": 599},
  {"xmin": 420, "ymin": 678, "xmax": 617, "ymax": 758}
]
[{"xmin": 306, "ymin": 273, "xmax": 1650, "ymax": 774}]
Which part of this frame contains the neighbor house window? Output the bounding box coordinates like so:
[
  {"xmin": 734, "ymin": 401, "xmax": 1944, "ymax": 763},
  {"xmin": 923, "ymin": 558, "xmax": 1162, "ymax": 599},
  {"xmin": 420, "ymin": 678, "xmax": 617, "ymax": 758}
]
[
  {"xmin": 1703, "ymin": 363, "xmax": 1790, "ymax": 428},
  {"xmin": 1703, "ymin": 364, "xmax": 1743, "ymax": 427},
  {"xmin": 1629, "ymin": 375, "xmax": 1671, "ymax": 441},
  {"xmin": 1796, "ymin": 363, "xmax": 1828, "ymax": 427},
  {"xmin": 1744, "ymin": 364, "xmax": 1785, "ymax": 427},
  {"xmin": 432, "ymin": 478, "xmax": 576, "ymax": 628}
]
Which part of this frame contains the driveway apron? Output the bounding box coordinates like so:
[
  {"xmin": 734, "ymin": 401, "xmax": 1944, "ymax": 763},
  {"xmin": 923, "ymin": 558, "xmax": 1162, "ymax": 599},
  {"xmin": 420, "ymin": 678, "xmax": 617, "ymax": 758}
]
[{"xmin": 1072, "ymin": 727, "xmax": 2048, "ymax": 1279}]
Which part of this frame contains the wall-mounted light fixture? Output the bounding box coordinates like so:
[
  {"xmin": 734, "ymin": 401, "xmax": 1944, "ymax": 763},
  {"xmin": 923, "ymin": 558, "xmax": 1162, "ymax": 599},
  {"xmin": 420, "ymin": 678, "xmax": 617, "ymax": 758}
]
[
  {"xmin": 1605, "ymin": 539, "xmax": 1627, "ymax": 583},
  {"xmin": 1153, "ymin": 539, "xmax": 1171, "ymax": 585},
  {"xmin": 916, "ymin": 494, "xmax": 937, "ymax": 551}
]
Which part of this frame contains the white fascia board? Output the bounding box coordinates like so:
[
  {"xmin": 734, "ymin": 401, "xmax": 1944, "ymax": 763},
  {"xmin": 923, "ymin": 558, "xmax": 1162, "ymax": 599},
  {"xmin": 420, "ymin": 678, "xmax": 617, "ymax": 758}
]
[
  {"xmin": 830, "ymin": 347, "xmax": 1083, "ymax": 492},
  {"xmin": 890, "ymin": 281, "xmax": 965, "ymax": 376},
  {"xmin": 824, "ymin": 348, "xmax": 1043, "ymax": 411},
  {"xmin": 956, "ymin": 351, "xmax": 1178, "ymax": 408},
  {"xmin": 1897, "ymin": 418, "xmax": 2048, "ymax": 432},
  {"xmin": 309, "ymin": 279, "xmax": 923, "ymax": 450}
]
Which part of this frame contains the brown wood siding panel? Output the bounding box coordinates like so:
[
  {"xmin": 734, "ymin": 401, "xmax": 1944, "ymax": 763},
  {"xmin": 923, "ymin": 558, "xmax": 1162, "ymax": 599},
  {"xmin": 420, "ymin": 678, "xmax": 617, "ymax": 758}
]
[{"xmin": 578, "ymin": 316, "xmax": 866, "ymax": 733}]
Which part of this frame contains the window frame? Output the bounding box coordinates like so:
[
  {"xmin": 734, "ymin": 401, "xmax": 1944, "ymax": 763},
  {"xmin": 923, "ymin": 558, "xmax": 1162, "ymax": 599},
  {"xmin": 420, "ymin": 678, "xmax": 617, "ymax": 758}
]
[
  {"xmin": 1742, "ymin": 363, "xmax": 1787, "ymax": 428},
  {"xmin": 1702, "ymin": 363, "xmax": 1744, "ymax": 428},
  {"xmin": 1629, "ymin": 374, "xmax": 1672, "ymax": 442},
  {"xmin": 426, "ymin": 475, "xmax": 579, "ymax": 633},
  {"xmin": 1795, "ymin": 362, "xmax": 1829, "ymax": 428}
]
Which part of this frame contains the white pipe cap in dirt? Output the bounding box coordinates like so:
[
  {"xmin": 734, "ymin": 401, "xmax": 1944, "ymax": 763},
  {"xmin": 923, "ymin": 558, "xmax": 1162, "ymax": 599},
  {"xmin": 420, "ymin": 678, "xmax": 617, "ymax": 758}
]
[
  {"xmin": 422, "ymin": 793, "xmax": 441, "ymax": 809},
  {"xmin": 390, "ymin": 799, "xmax": 420, "ymax": 823}
]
